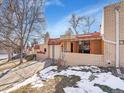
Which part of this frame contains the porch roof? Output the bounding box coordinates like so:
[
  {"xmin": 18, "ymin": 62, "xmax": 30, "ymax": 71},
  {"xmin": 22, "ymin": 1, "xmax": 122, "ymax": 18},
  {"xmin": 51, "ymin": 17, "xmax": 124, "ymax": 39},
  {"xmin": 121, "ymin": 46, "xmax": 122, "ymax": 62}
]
[
  {"xmin": 48, "ymin": 32, "xmax": 102, "ymax": 45},
  {"xmin": 75, "ymin": 32, "xmax": 102, "ymax": 40},
  {"xmin": 60, "ymin": 32, "xmax": 102, "ymax": 41}
]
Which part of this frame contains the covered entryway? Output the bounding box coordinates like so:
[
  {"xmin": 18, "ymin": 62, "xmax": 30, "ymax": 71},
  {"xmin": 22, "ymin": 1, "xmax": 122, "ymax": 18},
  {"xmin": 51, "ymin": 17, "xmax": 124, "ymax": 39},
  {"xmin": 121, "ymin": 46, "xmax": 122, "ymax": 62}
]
[{"xmin": 48, "ymin": 38, "xmax": 61, "ymax": 60}]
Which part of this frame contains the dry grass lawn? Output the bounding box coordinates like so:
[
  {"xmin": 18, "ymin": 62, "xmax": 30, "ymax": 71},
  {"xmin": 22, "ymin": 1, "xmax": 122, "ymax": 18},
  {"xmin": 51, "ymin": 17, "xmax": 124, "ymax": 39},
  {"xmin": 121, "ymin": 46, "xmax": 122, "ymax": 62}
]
[{"xmin": 0, "ymin": 59, "xmax": 27, "ymax": 71}]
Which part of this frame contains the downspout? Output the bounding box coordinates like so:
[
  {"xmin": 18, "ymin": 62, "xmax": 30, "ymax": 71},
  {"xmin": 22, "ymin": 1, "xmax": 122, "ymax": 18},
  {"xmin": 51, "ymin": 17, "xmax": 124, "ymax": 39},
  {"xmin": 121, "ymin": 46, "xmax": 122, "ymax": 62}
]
[{"xmin": 115, "ymin": 9, "xmax": 120, "ymax": 68}]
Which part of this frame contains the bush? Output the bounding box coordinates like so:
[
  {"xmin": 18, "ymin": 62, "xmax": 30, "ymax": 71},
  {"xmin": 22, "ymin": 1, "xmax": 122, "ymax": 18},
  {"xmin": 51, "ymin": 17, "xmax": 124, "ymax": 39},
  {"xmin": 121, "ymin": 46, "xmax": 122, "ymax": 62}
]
[
  {"xmin": 88, "ymin": 74, "xmax": 97, "ymax": 81},
  {"xmin": 25, "ymin": 54, "xmax": 36, "ymax": 61}
]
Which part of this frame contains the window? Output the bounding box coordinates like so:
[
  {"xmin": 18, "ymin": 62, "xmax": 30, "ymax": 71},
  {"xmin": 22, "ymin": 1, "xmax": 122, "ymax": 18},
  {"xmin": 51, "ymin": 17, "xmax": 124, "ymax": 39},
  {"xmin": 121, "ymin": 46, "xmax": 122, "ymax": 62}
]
[
  {"xmin": 79, "ymin": 41, "xmax": 90, "ymax": 54},
  {"xmin": 44, "ymin": 48, "xmax": 47, "ymax": 52}
]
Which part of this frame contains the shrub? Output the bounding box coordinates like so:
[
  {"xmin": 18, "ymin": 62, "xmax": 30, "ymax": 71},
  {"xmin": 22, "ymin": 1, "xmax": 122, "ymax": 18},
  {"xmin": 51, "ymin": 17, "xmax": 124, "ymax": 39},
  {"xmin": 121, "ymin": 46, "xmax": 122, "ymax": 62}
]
[
  {"xmin": 25, "ymin": 54, "xmax": 36, "ymax": 61},
  {"xmin": 88, "ymin": 74, "xmax": 97, "ymax": 81}
]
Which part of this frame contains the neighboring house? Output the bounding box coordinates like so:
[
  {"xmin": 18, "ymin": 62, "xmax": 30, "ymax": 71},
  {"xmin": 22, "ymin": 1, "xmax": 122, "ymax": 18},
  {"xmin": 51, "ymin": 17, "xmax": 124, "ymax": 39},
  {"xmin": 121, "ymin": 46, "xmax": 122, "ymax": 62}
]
[
  {"xmin": 29, "ymin": 1, "xmax": 124, "ymax": 67},
  {"xmin": 103, "ymin": 1, "xmax": 124, "ymax": 67},
  {"xmin": 27, "ymin": 44, "xmax": 48, "ymax": 60}
]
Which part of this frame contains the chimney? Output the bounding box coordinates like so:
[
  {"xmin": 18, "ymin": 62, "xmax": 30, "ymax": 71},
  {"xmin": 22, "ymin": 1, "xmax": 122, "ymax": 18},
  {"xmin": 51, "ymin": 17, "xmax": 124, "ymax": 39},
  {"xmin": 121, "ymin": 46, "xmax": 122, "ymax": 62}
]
[{"xmin": 44, "ymin": 32, "xmax": 50, "ymax": 44}]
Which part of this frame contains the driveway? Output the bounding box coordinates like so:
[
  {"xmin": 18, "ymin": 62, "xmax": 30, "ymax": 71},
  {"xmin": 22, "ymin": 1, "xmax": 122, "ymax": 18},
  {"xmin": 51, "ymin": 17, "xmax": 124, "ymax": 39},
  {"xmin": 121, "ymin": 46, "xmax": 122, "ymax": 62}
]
[{"xmin": 0, "ymin": 59, "xmax": 53, "ymax": 91}]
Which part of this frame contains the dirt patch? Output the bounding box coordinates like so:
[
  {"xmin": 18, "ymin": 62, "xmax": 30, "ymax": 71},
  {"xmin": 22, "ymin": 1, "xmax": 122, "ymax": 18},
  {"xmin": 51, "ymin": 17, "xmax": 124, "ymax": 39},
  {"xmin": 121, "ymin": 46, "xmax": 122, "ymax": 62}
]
[
  {"xmin": 99, "ymin": 67, "xmax": 117, "ymax": 75},
  {"xmin": 10, "ymin": 84, "xmax": 41, "ymax": 93},
  {"xmin": 54, "ymin": 75, "xmax": 81, "ymax": 93},
  {"xmin": 10, "ymin": 75, "xmax": 80, "ymax": 93},
  {"xmin": 120, "ymin": 67, "xmax": 124, "ymax": 74},
  {"xmin": 39, "ymin": 75, "xmax": 80, "ymax": 93}
]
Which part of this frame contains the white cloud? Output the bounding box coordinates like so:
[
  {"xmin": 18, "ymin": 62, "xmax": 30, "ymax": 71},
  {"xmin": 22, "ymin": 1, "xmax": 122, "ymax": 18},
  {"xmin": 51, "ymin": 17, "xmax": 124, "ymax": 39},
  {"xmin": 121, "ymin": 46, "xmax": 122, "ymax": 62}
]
[{"xmin": 45, "ymin": 0, "xmax": 64, "ymax": 7}]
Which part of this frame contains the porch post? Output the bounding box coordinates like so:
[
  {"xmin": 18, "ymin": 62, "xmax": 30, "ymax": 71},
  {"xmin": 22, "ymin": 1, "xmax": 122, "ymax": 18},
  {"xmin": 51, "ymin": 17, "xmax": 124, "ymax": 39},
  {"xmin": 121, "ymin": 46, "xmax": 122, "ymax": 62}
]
[{"xmin": 52, "ymin": 45, "xmax": 54, "ymax": 64}]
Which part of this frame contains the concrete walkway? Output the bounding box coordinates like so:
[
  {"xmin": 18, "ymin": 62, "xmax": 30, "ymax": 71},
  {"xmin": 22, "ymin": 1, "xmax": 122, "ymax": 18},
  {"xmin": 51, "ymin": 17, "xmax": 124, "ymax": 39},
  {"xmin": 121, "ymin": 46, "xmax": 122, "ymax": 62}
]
[{"xmin": 0, "ymin": 59, "xmax": 53, "ymax": 91}]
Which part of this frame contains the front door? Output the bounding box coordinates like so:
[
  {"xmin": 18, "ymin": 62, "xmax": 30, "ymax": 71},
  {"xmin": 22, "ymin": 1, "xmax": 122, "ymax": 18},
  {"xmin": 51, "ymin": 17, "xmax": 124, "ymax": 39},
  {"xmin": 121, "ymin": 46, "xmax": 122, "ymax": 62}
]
[{"xmin": 71, "ymin": 42, "xmax": 73, "ymax": 52}]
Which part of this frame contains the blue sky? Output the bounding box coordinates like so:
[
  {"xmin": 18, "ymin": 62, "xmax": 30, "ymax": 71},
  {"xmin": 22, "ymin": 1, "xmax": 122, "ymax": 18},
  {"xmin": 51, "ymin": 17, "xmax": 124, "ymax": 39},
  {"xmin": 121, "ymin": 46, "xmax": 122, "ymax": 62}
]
[{"xmin": 45, "ymin": 0, "xmax": 119, "ymax": 38}]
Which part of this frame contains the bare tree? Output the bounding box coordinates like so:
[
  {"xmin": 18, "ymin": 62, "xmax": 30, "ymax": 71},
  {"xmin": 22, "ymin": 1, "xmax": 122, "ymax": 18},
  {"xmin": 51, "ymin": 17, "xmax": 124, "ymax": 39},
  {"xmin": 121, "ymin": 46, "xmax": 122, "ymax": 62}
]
[
  {"xmin": 64, "ymin": 28, "xmax": 73, "ymax": 36},
  {"xmin": 82, "ymin": 16, "xmax": 95, "ymax": 34},
  {"xmin": 69, "ymin": 14, "xmax": 83, "ymax": 35},
  {"xmin": 0, "ymin": 0, "xmax": 45, "ymax": 63},
  {"xmin": 69, "ymin": 14, "xmax": 95, "ymax": 34},
  {"xmin": 0, "ymin": 43, "xmax": 13, "ymax": 61},
  {"xmin": 31, "ymin": 38, "xmax": 38, "ymax": 47}
]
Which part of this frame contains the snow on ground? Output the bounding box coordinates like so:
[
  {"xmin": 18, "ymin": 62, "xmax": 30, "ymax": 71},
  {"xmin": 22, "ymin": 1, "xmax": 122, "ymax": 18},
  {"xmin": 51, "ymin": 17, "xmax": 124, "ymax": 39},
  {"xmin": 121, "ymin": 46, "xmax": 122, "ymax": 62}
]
[
  {"xmin": 1, "ymin": 66, "xmax": 124, "ymax": 93},
  {"xmin": 0, "ymin": 54, "xmax": 8, "ymax": 60},
  {"xmin": 1, "ymin": 74, "xmax": 43, "ymax": 93},
  {"xmin": 0, "ymin": 54, "xmax": 18, "ymax": 60},
  {"xmin": 64, "ymin": 86, "xmax": 106, "ymax": 93},
  {"xmin": 92, "ymin": 73, "xmax": 124, "ymax": 90}
]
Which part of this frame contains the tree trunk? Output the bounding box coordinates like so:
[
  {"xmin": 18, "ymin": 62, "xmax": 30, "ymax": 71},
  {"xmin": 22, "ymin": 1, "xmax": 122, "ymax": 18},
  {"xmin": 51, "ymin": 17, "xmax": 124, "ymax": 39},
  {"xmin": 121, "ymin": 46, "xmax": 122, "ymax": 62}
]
[
  {"xmin": 20, "ymin": 40, "xmax": 23, "ymax": 64},
  {"xmin": 8, "ymin": 52, "xmax": 11, "ymax": 62},
  {"xmin": 20, "ymin": 50, "xmax": 23, "ymax": 63}
]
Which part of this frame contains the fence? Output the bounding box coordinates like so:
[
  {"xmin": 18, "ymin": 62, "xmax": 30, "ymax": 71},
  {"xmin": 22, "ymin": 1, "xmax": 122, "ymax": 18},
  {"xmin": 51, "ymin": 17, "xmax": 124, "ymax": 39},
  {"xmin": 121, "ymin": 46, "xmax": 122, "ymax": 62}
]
[{"xmin": 63, "ymin": 53, "xmax": 104, "ymax": 67}]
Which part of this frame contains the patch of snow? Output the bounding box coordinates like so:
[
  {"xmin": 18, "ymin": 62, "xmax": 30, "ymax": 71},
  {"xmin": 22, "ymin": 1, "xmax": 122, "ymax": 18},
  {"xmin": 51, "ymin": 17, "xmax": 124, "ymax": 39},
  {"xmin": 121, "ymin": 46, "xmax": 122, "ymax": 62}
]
[
  {"xmin": 39, "ymin": 66, "xmax": 58, "ymax": 80},
  {"xmin": 77, "ymin": 77, "xmax": 110, "ymax": 93},
  {"xmin": 58, "ymin": 70, "xmax": 91, "ymax": 80},
  {"xmin": 42, "ymin": 65, "xmax": 123, "ymax": 92},
  {"xmin": 89, "ymin": 66, "xmax": 101, "ymax": 73},
  {"xmin": 2, "ymin": 65, "xmax": 124, "ymax": 93},
  {"xmin": 0, "ymin": 54, "xmax": 8, "ymax": 60},
  {"xmin": 68, "ymin": 66, "xmax": 83, "ymax": 70},
  {"xmin": 39, "ymin": 66, "xmax": 57, "ymax": 75},
  {"xmin": 64, "ymin": 87, "xmax": 87, "ymax": 93},
  {"xmin": 92, "ymin": 72, "xmax": 124, "ymax": 90},
  {"xmin": 68, "ymin": 66, "xmax": 101, "ymax": 73},
  {"xmin": 0, "ymin": 69, "xmax": 10, "ymax": 78},
  {"xmin": 2, "ymin": 74, "xmax": 43, "ymax": 93},
  {"xmin": 64, "ymin": 86, "xmax": 106, "ymax": 93}
]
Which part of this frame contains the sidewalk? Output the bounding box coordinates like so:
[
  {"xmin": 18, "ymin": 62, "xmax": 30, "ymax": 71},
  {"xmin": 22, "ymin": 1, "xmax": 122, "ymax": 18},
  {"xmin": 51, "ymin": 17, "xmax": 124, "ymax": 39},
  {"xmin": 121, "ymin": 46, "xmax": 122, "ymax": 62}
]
[
  {"xmin": 0, "ymin": 60, "xmax": 20, "ymax": 71},
  {"xmin": 0, "ymin": 59, "xmax": 52, "ymax": 91}
]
